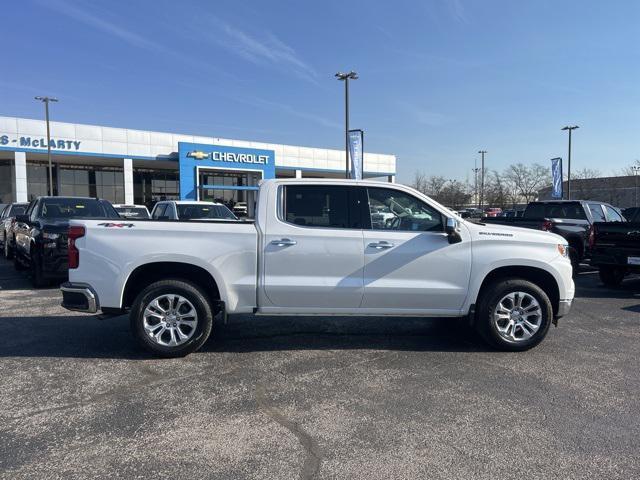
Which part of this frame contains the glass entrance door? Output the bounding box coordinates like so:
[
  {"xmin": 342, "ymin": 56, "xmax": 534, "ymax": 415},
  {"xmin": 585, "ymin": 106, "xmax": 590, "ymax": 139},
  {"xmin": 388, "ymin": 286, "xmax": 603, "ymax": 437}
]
[{"xmin": 198, "ymin": 168, "xmax": 262, "ymax": 218}]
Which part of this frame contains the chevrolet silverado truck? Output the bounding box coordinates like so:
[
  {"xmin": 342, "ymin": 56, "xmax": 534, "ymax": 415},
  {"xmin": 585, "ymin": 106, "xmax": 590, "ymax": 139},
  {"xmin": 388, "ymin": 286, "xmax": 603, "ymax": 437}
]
[
  {"xmin": 482, "ymin": 200, "xmax": 624, "ymax": 270},
  {"xmin": 61, "ymin": 179, "xmax": 574, "ymax": 357},
  {"xmin": 590, "ymin": 208, "xmax": 640, "ymax": 286}
]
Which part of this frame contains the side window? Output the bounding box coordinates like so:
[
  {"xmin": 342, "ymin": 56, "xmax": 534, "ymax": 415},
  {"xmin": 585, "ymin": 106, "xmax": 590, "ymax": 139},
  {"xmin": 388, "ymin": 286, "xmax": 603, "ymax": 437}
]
[
  {"xmin": 367, "ymin": 187, "xmax": 443, "ymax": 232},
  {"xmin": 283, "ymin": 185, "xmax": 353, "ymax": 228},
  {"xmin": 588, "ymin": 204, "xmax": 606, "ymax": 222},
  {"xmin": 153, "ymin": 204, "xmax": 167, "ymax": 219},
  {"xmin": 604, "ymin": 206, "xmax": 623, "ymax": 222}
]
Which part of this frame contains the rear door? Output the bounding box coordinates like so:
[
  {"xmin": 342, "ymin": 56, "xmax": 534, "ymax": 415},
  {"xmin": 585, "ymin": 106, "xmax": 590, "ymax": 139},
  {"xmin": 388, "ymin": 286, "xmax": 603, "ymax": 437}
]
[
  {"xmin": 361, "ymin": 186, "xmax": 472, "ymax": 312},
  {"xmin": 262, "ymin": 184, "xmax": 366, "ymax": 309}
]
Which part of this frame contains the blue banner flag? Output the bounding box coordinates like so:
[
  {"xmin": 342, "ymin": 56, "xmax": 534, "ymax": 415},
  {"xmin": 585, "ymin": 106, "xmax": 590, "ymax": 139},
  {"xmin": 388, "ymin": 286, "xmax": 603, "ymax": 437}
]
[
  {"xmin": 551, "ymin": 157, "xmax": 563, "ymax": 199},
  {"xmin": 348, "ymin": 129, "xmax": 364, "ymax": 180}
]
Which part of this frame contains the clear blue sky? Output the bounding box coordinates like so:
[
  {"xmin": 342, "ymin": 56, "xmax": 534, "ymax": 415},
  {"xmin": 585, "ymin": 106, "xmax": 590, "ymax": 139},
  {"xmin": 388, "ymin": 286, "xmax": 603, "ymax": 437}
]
[{"xmin": 2, "ymin": 0, "xmax": 639, "ymax": 182}]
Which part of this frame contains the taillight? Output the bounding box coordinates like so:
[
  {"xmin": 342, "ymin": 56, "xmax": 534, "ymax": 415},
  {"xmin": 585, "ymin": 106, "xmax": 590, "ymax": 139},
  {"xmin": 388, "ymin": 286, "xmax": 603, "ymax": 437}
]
[
  {"xmin": 68, "ymin": 226, "xmax": 85, "ymax": 269},
  {"xmin": 588, "ymin": 225, "xmax": 595, "ymax": 249},
  {"xmin": 541, "ymin": 220, "xmax": 553, "ymax": 231}
]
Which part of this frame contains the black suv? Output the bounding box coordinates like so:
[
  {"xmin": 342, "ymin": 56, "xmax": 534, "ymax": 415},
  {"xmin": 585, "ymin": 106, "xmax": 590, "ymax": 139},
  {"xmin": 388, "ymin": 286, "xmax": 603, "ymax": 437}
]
[{"xmin": 13, "ymin": 197, "xmax": 119, "ymax": 287}]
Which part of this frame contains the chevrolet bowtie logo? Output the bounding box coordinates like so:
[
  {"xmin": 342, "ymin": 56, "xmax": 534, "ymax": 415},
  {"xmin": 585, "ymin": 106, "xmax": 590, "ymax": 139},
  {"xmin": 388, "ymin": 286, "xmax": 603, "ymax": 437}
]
[{"xmin": 187, "ymin": 150, "xmax": 210, "ymax": 160}]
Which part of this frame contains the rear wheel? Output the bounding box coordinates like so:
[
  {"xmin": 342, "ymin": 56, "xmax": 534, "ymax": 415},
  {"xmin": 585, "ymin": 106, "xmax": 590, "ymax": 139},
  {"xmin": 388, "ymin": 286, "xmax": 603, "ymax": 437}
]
[
  {"xmin": 568, "ymin": 246, "xmax": 580, "ymax": 275},
  {"xmin": 130, "ymin": 279, "xmax": 215, "ymax": 357},
  {"xmin": 475, "ymin": 278, "xmax": 552, "ymax": 351},
  {"xmin": 30, "ymin": 253, "xmax": 48, "ymax": 288},
  {"xmin": 599, "ymin": 266, "xmax": 625, "ymax": 287}
]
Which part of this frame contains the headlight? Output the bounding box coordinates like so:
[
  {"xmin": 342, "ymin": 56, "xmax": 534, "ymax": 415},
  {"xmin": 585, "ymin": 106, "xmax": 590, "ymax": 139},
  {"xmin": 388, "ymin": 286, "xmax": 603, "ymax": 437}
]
[
  {"xmin": 557, "ymin": 244, "xmax": 569, "ymax": 258},
  {"xmin": 43, "ymin": 232, "xmax": 60, "ymax": 241}
]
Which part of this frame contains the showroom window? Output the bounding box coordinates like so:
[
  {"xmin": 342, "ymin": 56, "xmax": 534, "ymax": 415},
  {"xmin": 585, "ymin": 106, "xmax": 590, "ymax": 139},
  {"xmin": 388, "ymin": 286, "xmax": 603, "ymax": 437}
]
[
  {"xmin": 0, "ymin": 159, "xmax": 15, "ymax": 203},
  {"xmin": 133, "ymin": 169, "xmax": 179, "ymax": 209}
]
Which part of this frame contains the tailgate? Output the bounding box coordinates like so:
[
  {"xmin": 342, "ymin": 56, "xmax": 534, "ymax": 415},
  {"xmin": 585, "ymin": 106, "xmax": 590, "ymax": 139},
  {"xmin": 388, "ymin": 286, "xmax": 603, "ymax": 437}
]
[{"xmin": 593, "ymin": 221, "xmax": 640, "ymax": 248}]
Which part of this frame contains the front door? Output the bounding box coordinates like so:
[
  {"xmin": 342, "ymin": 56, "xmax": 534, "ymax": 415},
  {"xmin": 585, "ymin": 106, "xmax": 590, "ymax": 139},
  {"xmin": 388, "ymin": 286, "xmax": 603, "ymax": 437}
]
[
  {"xmin": 361, "ymin": 187, "xmax": 472, "ymax": 313},
  {"xmin": 262, "ymin": 184, "xmax": 366, "ymax": 310}
]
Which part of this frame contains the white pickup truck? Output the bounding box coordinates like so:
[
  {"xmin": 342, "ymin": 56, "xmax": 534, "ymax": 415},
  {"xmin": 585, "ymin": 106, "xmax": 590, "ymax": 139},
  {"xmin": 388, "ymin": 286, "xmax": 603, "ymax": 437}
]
[{"xmin": 61, "ymin": 179, "xmax": 574, "ymax": 357}]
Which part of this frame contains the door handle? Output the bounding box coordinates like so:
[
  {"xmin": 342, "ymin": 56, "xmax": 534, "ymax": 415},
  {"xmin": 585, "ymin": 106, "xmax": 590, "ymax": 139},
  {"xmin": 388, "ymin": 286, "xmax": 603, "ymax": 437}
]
[
  {"xmin": 271, "ymin": 238, "xmax": 297, "ymax": 246},
  {"xmin": 368, "ymin": 241, "xmax": 394, "ymax": 250}
]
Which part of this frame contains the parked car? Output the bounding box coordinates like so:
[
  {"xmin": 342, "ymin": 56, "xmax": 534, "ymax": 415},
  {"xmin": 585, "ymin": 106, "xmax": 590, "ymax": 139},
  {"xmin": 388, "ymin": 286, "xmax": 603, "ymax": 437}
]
[
  {"xmin": 484, "ymin": 207, "xmax": 502, "ymax": 217},
  {"xmin": 13, "ymin": 196, "xmax": 119, "ymax": 287},
  {"xmin": 112, "ymin": 204, "xmax": 151, "ymax": 219},
  {"xmin": 150, "ymin": 201, "xmax": 238, "ymax": 221},
  {"xmin": 500, "ymin": 209, "xmax": 523, "ymax": 218},
  {"xmin": 61, "ymin": 179, "xmax": 574, "ymax": 357},
  {"xmin": 1, "ymin": 202, "xmax": 29, "ymax": 259},
  {"xmin": 232, "ymin": 202, "xmax": 248, "ymax": 217},
  {"xmin": 483, "ymin": 200, "xmax": 624, "ymax": 270},
  {"xmin": 622, "ymin": 207, "xmax": 639, "ymax": 220},
  {"xmin": 590, "ymin": 208, "xmax": 640, "ymax": 286}
]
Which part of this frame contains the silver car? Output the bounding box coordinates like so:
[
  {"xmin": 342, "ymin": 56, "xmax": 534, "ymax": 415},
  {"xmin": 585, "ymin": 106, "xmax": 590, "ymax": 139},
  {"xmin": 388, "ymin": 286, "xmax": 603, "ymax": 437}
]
[{"xmin": 1, "ymin": 202, "xmax": 29, "ymax": 259}]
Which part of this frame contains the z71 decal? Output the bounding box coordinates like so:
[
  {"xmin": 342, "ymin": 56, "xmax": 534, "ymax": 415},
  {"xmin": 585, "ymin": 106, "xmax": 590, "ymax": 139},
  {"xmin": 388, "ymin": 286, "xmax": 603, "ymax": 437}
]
[{"xmin": 98, "ymin": 223, "xmax": 135, "ymax": 228}]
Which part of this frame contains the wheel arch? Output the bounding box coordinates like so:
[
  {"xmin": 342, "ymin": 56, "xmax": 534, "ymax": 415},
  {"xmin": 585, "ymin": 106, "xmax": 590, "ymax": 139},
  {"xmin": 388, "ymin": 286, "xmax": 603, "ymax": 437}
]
[
  {"xmin": 475, "ymin": 265, "xmax": 560, "ymax": 316},
  {"xmin": 121, "ymin": 261, "xmax": 221, "ymax": 310}
]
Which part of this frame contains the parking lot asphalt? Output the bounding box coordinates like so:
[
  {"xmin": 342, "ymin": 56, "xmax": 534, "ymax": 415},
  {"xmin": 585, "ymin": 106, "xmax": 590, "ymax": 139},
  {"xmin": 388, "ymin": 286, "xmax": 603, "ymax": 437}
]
[{"xmin": 1, "ymin": 259, "xmax": 639, "ymax": 480}]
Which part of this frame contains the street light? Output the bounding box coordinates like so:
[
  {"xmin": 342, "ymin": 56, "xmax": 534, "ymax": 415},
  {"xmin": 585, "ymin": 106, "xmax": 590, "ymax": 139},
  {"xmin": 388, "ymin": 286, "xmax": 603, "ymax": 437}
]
[
  {"xmin": 35, "ymin": 96, "xmax": 59, "ymax": 196},
  {"xmin": 472, "ymin": 160, "xmax": 480, "ymax": 208},
  {"xmin": 478, "ymin": 150, "xmax": 487, "ymax": 210},
  {"xmin": 561, "ymin": 125, "xmax": 579, "ymax": 200},
  {"xmin": 632, "ymin": 164, "xmax": 640, "ymax": 207},
  {"xmin": 335, "ymin": 71, "xmax": 358, "ymax": 179}
]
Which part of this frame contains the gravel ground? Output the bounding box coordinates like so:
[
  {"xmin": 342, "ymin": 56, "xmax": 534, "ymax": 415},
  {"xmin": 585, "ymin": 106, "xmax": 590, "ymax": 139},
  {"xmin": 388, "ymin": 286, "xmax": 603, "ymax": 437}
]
[{"xmin": 0, "ymin": 258, "xmax": 639, "ymax": 480}]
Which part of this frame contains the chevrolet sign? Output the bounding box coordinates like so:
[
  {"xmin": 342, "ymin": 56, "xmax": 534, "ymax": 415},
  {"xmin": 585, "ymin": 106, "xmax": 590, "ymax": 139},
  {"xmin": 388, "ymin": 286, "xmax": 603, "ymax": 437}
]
[{"xmin": 187, "ymin": 150, "xmax": 210, "ymax": 160}]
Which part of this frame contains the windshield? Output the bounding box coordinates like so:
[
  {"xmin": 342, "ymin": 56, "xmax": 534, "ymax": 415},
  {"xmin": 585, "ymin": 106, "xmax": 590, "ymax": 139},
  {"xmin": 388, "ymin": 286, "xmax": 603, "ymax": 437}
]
[
  {"xmin": 177, "ymin": 204, "xmax": 237, "ymax": 220},
  {"xmin": 524, "ymin": 203, "xmax": 587, "ymax": 220},
  {"xmin": 115, "ymin": 207, "xmax": 149, "ymax": 218},
  {"xmin": 40, "ymin": 198, "xmax": 118, "ymax": 219}
]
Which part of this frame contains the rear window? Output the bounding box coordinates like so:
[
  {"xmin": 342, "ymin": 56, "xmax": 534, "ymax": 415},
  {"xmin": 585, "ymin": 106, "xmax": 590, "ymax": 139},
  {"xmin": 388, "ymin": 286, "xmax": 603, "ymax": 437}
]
[
  {"xmin": 40, "ymin": 198, "xmax": 118, "ymax": 219},
  {"xmin": 9, "ymin": 204, "xmax": 27, "ymax": 216},
  {"xmin": 115, "ymin": 207, "xmax": 149, "ymax": 218},
  {"xmin": 524, "ymin": 203, "xmax": 587, "ymax": 220},
  {"xmin": 177, "ymin": 204, "xmax": 237, "ymax": 220}
]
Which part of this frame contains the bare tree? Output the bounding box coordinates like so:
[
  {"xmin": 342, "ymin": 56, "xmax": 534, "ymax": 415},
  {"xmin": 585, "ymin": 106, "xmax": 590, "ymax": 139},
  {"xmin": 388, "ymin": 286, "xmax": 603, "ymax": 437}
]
[
  {"xmin": 503, "ymin": 163, "xmax": 551, "ymax": 204},
  {"xmin": 484, "ymin": 170, "xmax": 509, "ymax": 208}
]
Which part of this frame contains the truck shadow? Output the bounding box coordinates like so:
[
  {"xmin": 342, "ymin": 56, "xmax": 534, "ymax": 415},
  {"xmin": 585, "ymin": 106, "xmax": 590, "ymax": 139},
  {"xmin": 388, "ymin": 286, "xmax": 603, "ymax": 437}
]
[{"xmin": 0, "ymin": 314, "xmax": 491, "ymax": 359}]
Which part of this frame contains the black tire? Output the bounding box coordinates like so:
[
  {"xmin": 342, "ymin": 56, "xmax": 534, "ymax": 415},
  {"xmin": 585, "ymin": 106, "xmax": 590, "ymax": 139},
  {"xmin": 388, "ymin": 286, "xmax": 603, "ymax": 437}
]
[
  {"xmin": 14, "ymin": 253, "xmax": 27, "ymax": 271},
  {"xmin": 568, "ymin": 247, "xmax": 580, "ymax": 276},
  {"xmin": 130, "ymin": 279, "xmax": 215, "ymax": 358},
  {"xmin": 599, "ymin": 266, "xmax": 625, "ymax": 287},
  {"xmin": 30, "ymin": 252, "xmax": 48, "ymax": 288},
  {"xmin": 4, "ymin": 235, "xmax": 13, "ymax": 260},
  {"xmin": 475, "ymin": 278, "xmax": 553, "ymax": 351}
]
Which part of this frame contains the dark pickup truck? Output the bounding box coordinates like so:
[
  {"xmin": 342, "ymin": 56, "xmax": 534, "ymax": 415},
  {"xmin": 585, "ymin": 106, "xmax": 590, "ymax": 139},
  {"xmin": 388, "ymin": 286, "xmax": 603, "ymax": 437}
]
[
  {"xmin": 483, "ymin": 200, "xmax": 624, "ymax": 269},
  {"xmin": 13, "ymin": 196, "xmax": 119, "ymax": 287},
  {"xmin": 591, "ymin": 209, "xmax": 640, "ymax": 286}
]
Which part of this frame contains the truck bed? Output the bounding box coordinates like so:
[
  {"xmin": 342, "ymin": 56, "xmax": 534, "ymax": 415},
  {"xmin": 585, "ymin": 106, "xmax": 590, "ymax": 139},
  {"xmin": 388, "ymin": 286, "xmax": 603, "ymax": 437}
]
[{"xmin": 69, "ymin": 219, "xmax": 259, "ymax": 312}]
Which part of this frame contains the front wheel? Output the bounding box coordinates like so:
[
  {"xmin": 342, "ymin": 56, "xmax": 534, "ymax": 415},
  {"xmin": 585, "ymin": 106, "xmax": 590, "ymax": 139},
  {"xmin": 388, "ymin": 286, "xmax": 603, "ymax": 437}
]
[
  {"xmin": 130, "ymin": 279, "xmax": 215, "ymax": 358},
  {"xmin": 3, "ymin": 235, "xmax": 12, "ymax": 260},
  {"xmin": 475, "ymin": 278, "xmax": 552, "ymax": 351},
  {"xmin": 599, "ymin": 266, "xmax": 625, "ymax": 287}
]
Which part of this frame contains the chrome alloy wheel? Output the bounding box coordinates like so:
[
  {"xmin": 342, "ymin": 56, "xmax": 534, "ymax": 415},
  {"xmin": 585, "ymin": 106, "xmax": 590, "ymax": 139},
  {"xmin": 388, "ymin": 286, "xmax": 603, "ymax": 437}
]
[
  {"xmin": 143, "ymin": 294, "xmax": 198, "ymax": 347},
  {"xmin": 493, "ymin": 291, "xmax": 542, "ymax": 343}
]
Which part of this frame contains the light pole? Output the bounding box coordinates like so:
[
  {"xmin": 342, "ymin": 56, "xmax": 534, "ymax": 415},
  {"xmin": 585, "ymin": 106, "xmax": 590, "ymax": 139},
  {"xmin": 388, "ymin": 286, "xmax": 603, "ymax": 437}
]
[
  {"xmin": 561, "ymin": 125, "xmax": 579, "ymax": 200},
  {"xmin": 472, "ymin": 160, "xmax": 480, "ymax": 208},
  {"xmin": 35, "ymin": 96, "xmax": 59, "ymax": 196},
  {"xmin": 478, "ymin": 150, "xmax": 487, "ymax": 210},
  {"xmin": 632, "ymin": 164, "xmax": 640, "ymax": 207},
  {"xmin": 335, "ymin": 71, "xmax": 358, "ymax": 179}
]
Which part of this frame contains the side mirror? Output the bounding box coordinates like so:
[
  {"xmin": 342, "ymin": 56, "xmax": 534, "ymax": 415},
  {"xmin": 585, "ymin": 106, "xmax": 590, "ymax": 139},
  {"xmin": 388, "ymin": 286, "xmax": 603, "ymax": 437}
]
[
  {"xmin": 445, "ymin": 217, "xmax": 462, "ymax": 244},
  {"xmin": 14, "ymin": 214, "xmax": 29, "ymax": 224}
]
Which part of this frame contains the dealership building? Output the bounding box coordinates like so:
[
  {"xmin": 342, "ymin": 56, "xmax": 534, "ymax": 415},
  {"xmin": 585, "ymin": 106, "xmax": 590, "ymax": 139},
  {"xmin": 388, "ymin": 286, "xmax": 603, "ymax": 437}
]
[{"xmin": 0, "ymin": 116, "xmax": 397, "ymax": 214}]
